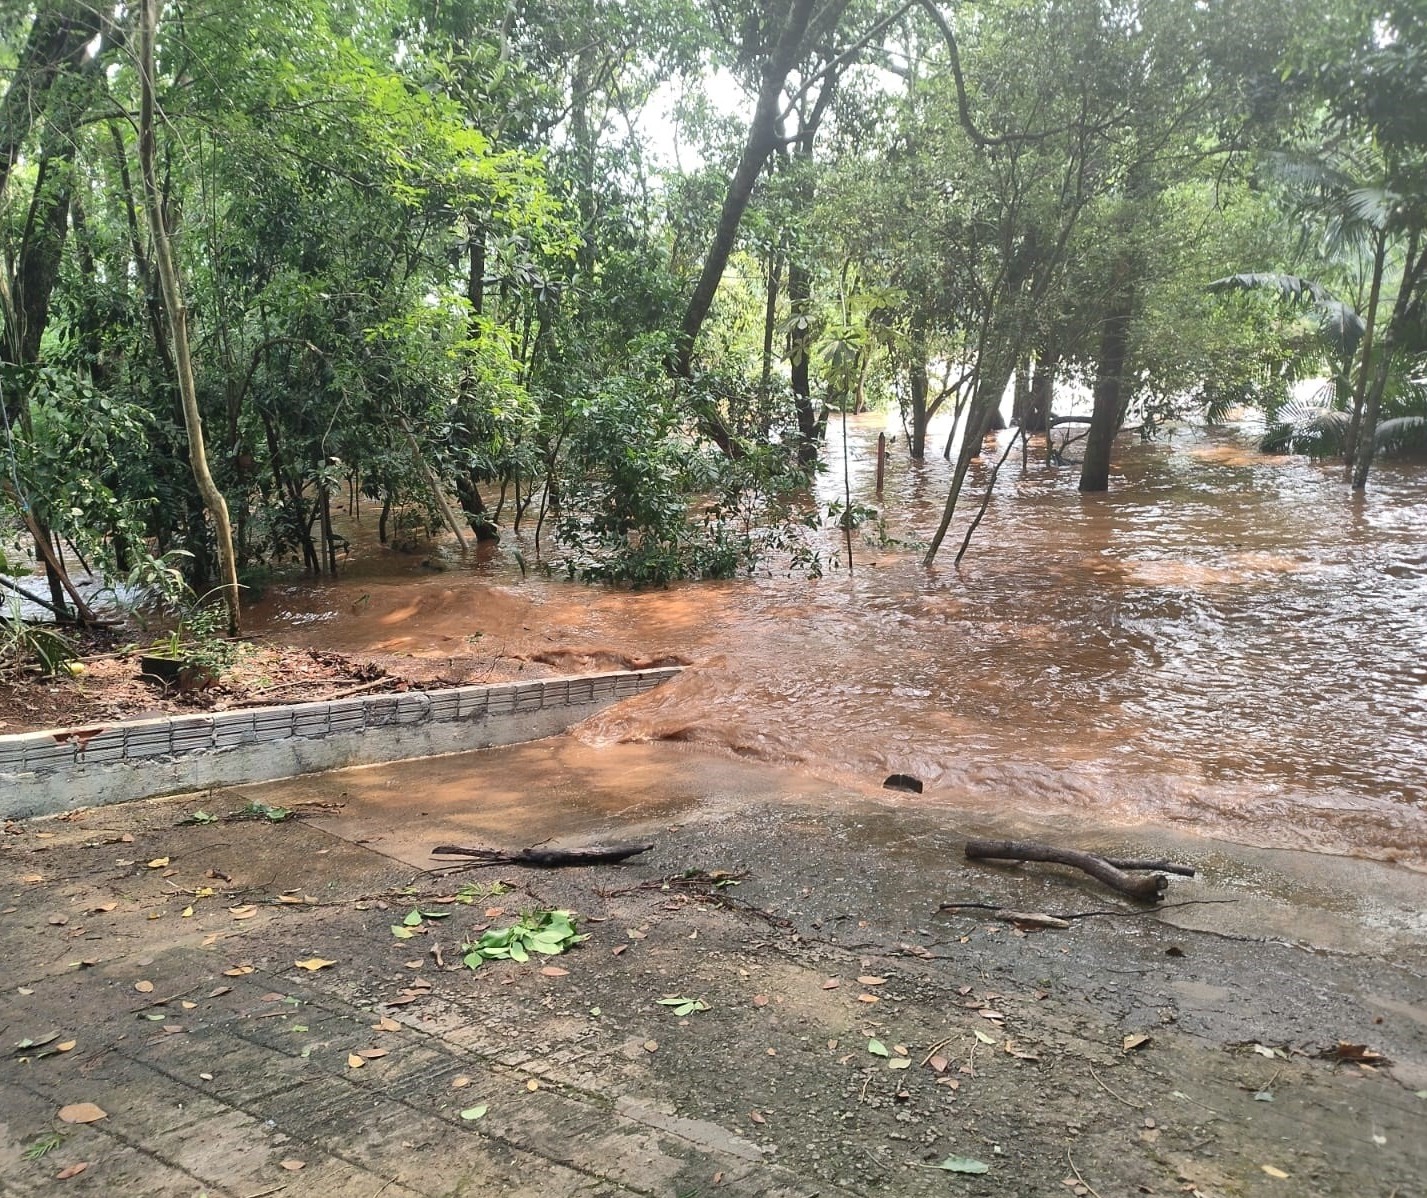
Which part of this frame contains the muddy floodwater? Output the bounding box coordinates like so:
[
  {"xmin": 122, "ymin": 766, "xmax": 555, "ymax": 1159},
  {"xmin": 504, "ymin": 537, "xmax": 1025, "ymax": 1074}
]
[{"xmin": 248, "ymin": 418, "xmax": 1427, "ymax": 870}]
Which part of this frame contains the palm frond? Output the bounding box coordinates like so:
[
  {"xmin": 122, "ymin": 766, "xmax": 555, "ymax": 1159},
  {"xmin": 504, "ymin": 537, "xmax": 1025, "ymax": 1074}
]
[
  {"xmin": 1259, "ymin": 401, "xmax": 1350, "ymax": 456},
  {"xmin": 1261, "ymin": 150, "xmax": 1360, "ymax": 196},
  {"xmin": 1343, "ymin": 186, "xmax": 1396, "ymax": 232},
  {"xmin": 1374, "ymin": 416, "xmax": 1427, "ymax": 454},
  {"xmin": 1206, "ymin": 272, "xmax": 1334, "ymax": 304},
  {"xmin": 1317, "ymin": 300, "xmax": 1366, "ymax": 360}
]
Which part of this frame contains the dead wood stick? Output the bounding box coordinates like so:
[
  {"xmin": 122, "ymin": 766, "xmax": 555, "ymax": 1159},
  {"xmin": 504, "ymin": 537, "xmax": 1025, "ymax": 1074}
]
[
  {"xmin": 964, "ymin": 838, "xmax": 1168, "ymax": 903},
  {"xmin": 1100, "ymin": 857, "xmax": 1195, "ymax": 877},
  {"xmin": 429, "ymin": 842, "xmax": 653, "ymax": 869}
]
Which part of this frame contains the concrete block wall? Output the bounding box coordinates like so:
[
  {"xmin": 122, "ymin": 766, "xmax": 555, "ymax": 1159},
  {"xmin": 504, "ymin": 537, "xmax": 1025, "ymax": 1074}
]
[{"xmin": 0, "ymin": 668, "xmax": 678, "ymax": 820}]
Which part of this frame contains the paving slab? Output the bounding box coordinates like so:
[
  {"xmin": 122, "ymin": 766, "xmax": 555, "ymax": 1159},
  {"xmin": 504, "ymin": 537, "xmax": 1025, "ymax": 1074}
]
[{"xmin": 2, "ymin": 739, "xmax": 1424, "ymax": 1197}]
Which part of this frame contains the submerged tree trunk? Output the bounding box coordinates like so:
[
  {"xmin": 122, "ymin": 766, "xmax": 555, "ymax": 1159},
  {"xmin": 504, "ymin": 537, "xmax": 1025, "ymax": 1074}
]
[
  {"xmin": 1025, "ymin": 348, "xmax": 1055, "ymax": 435},
  {"xmin": 1343, "ymin": 233, "xmax": 1387, "ymax": 485},
  {"xmin": 1079, "ymin": 264, "xmax": 1135, "ymax": 494},
  {"xmin": 907, "ymin": 320, "xmax": 930, "ymax": 461}
]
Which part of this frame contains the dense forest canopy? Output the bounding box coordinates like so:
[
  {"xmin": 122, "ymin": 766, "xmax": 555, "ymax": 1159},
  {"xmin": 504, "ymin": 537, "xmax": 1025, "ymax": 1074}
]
[{"xmin": 1, "ymin": 0, "xmax": 1423, "ymax": 630}]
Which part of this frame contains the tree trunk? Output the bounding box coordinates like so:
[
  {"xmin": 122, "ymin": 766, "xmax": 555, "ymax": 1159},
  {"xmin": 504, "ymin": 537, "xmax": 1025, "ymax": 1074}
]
[
  {"xmin": 788, "ymin": 255, "xmax": 818, "ymax": 463},
  {"xmin": 569, "ymin": 43, "xmax": 599, "ymax": 282},
  {"xmin": 1079, "ymin": 267, "xmax": 1135, "ymax": 494},
  {"xmin": 672, "ymin": 0, "xmax": 817, "ymax": 379},
  {"xmin": 138, "ymin": 0, "xmax": 242, "ymax": 632},
  {"xmin": 1351, "ymin": 355, "xmax": 1393, "ymax": 491},
  {"xmin": 760, "ymin": 240, "xmax": 783, "ymax": 392},
  {"xmin": 1343, "ymin": 233, "xmax": 1386, "ymax": 483},
  {"xmin": 1011, "ymin": 359, "xmax": 1031, "ymax": 427},
  {"xmin": 1025, "ymin": 349, "xmax": 1055, "ymax": 435},
  {"xmin": 907, "ymin": 320, "xmax": 930, "ymax": 461},
  {"xmin": 0, "ymin": 2, "xmax": 100, "ymax": 205}
]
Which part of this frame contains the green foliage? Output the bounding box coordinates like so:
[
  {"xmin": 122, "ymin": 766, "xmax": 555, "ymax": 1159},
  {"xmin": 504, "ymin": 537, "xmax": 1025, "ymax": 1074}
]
[
  {"xmin": 21, "ymin": 1133, "xmax": 64, "ymax": 1161},
  {"xmin": 461, "ymin": 910, "xmax": 588, "ymax": 968},
  {"xmin": 0, "ymin": 599, "xmax": 80, "ymax": 677}
]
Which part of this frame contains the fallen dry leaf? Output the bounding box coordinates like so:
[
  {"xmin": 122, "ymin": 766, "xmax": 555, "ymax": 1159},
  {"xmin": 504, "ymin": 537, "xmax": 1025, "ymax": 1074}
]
[
  {"xmin": 280, "ymin": 1159, "xmax": 306, "ymax": 1171},
  {"xmin": 89, "ymin": 903, "xmax": 117, "ymax": 914},
  {"xmin": 374, "ymin": 1017, "xmax": 401, "ymax": 1032},
  {"xmin": 611, "ymin": 944, "xmax": 628, "ymax": 956},
  {"xmin": 1123, "ymin": 1034, "xmax": 1153, "ymax": 1053},
  {"xmin": 207, "ymin": 986, "xmax": 232, "ymax": 998},
  {"xmin": 857, "ymin": 994, "xmax": 879, "ymax": 1004},
  {"xmin": 48, "ymin": 915, "xmax": 69, "ymax": 926},
  {"xmin": 57, "ymin": 1103, "xmax": 107, "ymax": 1124},
  {"xmin": 451, "ymin": 1075, "xmax": 472, "ymax": 1088},
  {"xmin": 525, "ymin": 1079, "xmax": 539, "ymax": 1091},
  {"xmin": 147, "ymin": 858, "xmax": 170, "ymax": 869},
  {"xmin": 929, "ymin": 1055, "xmax": 949, "ymax": 1073},
  {"xmin": 857, "ymin": 975, "xmax": 887, "ymax": 986},
  {"xmin": 643, "ymin": 1039, "xmax": 658, "ymax": 1053},
  {"xmin": 180, "ymin": 1001, "xmax": 196, "ymax": 1010},
  {"xmin": 749, "ymin": 1110, "xmax": 766, "ymax": 1124},
  {"xmin": 1262, "ymin": 1165, "xmax": 1289, "ymax": 1180},
  {"xmin": 821, "ymin": 979, "xmax": 840, "ymax": 990},
  {"xmin": 134, "ymin": 980, "xmax": 154, "ymax": 994},
  {"xmin": 54, "ymin": 1162, "xmax": 89, "ymax": 1180},
  {"xmin": 294, "ymin": 958, "xmax": 336, "ymax": 972},
  {"xmin": 539, "ymin": 966, "xmax": 569, "ymax": 977},
  {"xmin": 358, "ymin": 1048, "xmax": 389, "ymax": 1060},
  {"xmin": 222, "ymin": 965, "xmax": 254, "ymax": 977},
  {"xmin": 56, "ymin": 1041, "xmax": 76, "ymax": 1053},
  {"xmin": 1324, "ymin": 1042, "xmax": 1388, "ymax": 1064},
  {"xmin": 752, "ymin": 994, "xmax": 769, "ymax": 1007},
  {"xmin": 347, "ymin": 1054, "xmax": 365, "ymax": 1069}
]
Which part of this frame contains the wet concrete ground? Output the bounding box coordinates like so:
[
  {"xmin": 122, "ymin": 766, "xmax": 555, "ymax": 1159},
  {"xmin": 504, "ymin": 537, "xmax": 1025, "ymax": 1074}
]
[{"xmin": 2, "ymin": 739, "xmax": 1424, "ymax": 1197}]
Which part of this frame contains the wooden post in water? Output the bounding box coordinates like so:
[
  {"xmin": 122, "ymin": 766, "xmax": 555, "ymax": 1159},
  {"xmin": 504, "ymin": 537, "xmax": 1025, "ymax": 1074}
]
[{"xmin": 875, "ymin": 432, "xmax": 886, "ymax": 496}]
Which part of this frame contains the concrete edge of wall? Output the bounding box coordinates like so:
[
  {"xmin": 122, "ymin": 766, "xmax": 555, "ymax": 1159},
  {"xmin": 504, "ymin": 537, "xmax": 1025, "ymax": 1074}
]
[{"xmin": 0, "ymin": 667, "xmax": 679, "ymax": 820}]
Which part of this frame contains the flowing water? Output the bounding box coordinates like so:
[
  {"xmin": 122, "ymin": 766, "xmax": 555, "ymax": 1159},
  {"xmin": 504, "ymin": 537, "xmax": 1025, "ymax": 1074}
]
[{"xmin": 248, "ymin": 417, "xmax": 1427, "ymax": 870}]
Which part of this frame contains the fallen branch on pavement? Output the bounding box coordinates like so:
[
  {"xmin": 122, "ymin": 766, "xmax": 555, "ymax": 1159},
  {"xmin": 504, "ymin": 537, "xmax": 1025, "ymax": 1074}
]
[
  {"xmin": 964, "ymin": 838, "xmax": 1193, "ymax": 903},
  {"xmin": 428, "ymin": 841, "xmax": 654, "ymax": 871}
]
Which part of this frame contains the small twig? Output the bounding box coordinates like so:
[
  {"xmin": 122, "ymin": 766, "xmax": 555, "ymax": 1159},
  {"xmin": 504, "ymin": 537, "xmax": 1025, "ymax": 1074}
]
[
  {"xmin": 1065, "ymin": 1150, "xmax": 1106, "ymax": 1198},
  {"xmin": 920, "ymin": 1036, "xmax": 955, "ymax": 1067},
  {"xmin": 1089, "ymin": 1066, "xmax": 1138, "ymax": 1109}
]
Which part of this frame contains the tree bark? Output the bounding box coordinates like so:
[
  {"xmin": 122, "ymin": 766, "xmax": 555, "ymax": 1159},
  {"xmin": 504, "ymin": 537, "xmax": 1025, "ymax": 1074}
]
[
  {"xmin": 138, "ymin": 0, "xmax": 243, "ymax": 632},
  {"xmin": 672, "ymin": 0, "xmax": 818, "ymax": 379},
  {"xmin": 1079, "ymin": 264, "xmax": 1134, "ymax": 493},
  {"xmin": 907, "ymin": 320, "xmax": 930, "ymax": 461},
  {"xmin": 0, "ymin": 2, "xmax": 101, "ymax": 206},
  {"xmin": 1343, "ymin": 232, "xmax": 1386, "ymax": 484},
  {"xmin": 1025, "ymin": 348, "xmax": 1055, "ymax": 435}
]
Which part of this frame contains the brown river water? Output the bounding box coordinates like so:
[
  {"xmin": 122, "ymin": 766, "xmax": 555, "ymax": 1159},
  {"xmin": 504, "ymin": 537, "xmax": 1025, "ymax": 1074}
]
[{"xmin": 247, "ymin": 418, "xmax": 1427, "ymax": 871}]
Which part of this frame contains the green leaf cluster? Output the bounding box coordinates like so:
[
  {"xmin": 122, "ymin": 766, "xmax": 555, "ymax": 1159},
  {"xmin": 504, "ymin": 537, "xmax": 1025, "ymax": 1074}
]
[{"xmin": 461, "ymin": 910, "xmax": 588, "ymax": 968}]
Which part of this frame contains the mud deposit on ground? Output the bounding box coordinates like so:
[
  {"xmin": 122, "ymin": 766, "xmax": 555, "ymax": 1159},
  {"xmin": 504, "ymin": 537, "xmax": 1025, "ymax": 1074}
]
[{"xmin": 2, "ymin": 741, "xmax": 1423, "ymax": 1197}]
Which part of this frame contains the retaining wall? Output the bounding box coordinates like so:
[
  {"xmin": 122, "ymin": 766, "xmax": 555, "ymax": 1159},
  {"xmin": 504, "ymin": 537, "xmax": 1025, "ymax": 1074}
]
[{"xmin": 0, "ymin": 668, "xmax": 678, "ymax": 820}]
